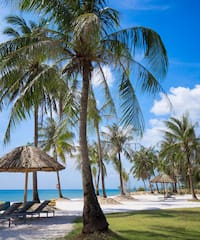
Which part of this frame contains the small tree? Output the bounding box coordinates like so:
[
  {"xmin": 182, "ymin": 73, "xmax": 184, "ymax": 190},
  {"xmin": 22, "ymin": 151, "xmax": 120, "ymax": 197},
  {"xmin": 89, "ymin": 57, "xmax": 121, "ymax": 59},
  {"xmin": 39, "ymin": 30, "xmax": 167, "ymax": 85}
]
[
  {"xmin": 162, "ymin": 115, "xmax": 199, "ymax": 199},
  {"xmin": 39, "ymin": 117, "xmax": 74, "ymax": 198},
  {"xmin": 102, "ymin": 123, "xmax": 134, "ymax": 195},
  {"xmin": 130, "ymin": 146, "xmax": 156, "ymax": 192}
]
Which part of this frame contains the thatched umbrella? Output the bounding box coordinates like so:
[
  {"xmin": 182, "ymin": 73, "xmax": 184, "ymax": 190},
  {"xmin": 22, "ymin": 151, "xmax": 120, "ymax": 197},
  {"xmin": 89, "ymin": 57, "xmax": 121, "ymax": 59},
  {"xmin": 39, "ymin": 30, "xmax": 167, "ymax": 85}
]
[
  {"xmin": 0, "ymin": 146, "xmax": 65, "ymax": 203},
  {"xmin": 151, "ymin": 173, "xmax": 176, "ymax": 197},
  {"xmin": 151, "ymin": 174, "xmax": 175, "ymax": 184}
]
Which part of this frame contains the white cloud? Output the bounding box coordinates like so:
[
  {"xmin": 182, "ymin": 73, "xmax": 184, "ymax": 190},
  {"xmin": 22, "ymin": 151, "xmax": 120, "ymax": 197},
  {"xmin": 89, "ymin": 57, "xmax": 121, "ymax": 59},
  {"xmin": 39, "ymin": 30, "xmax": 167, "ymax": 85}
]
[
  {"xmin": 91, "ymin": 65, "xmax": 114, "ymax": 87},
  {"xmin": 150, "ymin": 93, "xmax": 171, "ymax": 115},
  {"xmin": 151, "ymin": 85, "xmax": 200, "ymax": 122},
  {"xmin": 140, "ymin": 85, "xmax": 200, "ymax": 147},
  {"xmin": 139, "ymin": 118, "xmax": 165, "ymax": 147}
]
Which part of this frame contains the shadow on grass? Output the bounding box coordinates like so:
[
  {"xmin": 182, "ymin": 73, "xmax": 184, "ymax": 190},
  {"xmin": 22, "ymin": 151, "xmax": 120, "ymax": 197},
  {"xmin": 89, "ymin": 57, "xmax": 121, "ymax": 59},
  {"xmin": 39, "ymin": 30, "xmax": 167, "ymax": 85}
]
[
  {"xmin": 107, "ymin": 209, "xmax": 175, "ymax": 219},
  {"xmin": 60, "ymin": 229, "xmax": 127, "ymax": 240},
  {"xmin": 107, "ymin": 208, "xmax": 200, "ymax": 220},
  {"xmin": 107, "ymin": 209, "xmax": 200, "ymax": 240},
  {"xmin": 117, "ymin": 228, "xmax": 200, "ymax": 240},
  {"xmin": 150, "ymin": 225, "xmax": 200, "ymax": 240}
]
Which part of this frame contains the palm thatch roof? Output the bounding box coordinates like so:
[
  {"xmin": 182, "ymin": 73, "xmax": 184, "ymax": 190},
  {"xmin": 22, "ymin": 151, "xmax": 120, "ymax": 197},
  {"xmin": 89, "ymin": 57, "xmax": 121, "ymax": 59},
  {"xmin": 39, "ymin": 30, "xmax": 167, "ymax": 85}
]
[
  {"xmin": 150, "ymin": 173, "xmax": 176, "ymax": 183},
  {"xmin": 0, "ymin": 146, "xmax": 65, "ymax": 172}
]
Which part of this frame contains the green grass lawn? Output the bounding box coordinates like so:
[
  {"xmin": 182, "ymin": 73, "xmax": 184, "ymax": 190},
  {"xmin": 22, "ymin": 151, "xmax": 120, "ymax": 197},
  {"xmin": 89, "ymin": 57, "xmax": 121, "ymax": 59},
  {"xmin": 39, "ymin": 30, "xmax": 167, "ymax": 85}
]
[{"xmin": 58, "ymin": 208, "xmax": 200, "ymax": 240}]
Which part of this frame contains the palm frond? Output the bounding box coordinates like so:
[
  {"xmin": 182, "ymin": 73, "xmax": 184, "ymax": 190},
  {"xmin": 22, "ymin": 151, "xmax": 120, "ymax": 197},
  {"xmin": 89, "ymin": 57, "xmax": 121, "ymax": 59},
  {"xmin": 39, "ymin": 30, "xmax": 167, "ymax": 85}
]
[{"xmin": 106, "ymin": 27, "xmax": 168, "ymax": 80}]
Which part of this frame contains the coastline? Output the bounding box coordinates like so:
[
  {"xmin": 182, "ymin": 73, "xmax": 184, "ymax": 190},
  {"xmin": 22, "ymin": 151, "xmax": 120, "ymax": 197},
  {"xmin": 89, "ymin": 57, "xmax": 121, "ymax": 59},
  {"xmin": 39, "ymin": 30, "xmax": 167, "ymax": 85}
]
[{"xmin": 0, "ymin": 189, "xmax": 120, "ymax": 202}]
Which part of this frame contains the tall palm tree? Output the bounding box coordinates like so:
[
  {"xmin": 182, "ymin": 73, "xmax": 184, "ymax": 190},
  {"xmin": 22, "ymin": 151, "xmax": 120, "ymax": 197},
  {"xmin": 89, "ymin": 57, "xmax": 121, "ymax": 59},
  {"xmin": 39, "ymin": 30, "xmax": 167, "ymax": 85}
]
[
  {"xmin": 162, "ymin": 115, "xmax": 199, "ymax": 199},
  {"xmin": 102, "ymin": 123, "xmax": 134, "ymax": 195},
  {"xmin": 3, "ymin": 0, "xmax": 168, "ymax": 233},
  {"xmin": 0, "ymin": 15, "xmax": 61, "ymax": 202},
  {"xmin": 38, "ymin": 117, "xmax": 75, "ymax": 198}
]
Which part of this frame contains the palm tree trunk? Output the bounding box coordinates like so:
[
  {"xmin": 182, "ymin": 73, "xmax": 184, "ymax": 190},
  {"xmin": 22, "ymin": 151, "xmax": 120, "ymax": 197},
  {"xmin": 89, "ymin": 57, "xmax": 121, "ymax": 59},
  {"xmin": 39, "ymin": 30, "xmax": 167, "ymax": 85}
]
[
  {"xmin": 33, "ymin": 105, "xmax": 40, "ymax": 203},
  {"xmin": 80, "ymin": 62, "xmax": 108, "ymax": 233},
  {"xmin": 53, "ymin": 146, "xmax": 64, "ymax": 198},
  {"xmin": 148, "ymin": 179, "xmax": 154, "ymax": 193},
  {"xmin": 186, "ymin": 151, "xmax": 198, "ymax": 200},
  {"xmin": 153, "ymin": 171, "xmax": 160, "ymax": 193},
  {"xmin": 96, "ymin": 167, "xmax": 100, "ymax": 196},
  {"xmin": 56, "ymin": 171, "xmax": 64, "ymax": 198},
  {"xmin": 143, "ymin": 180, "xmax": 147, "ymax": 191},
  {"xmin": 118, "ymin": 152, "xmax": 125, "ymax": 195},
  {"xmin": 188, "ymin": 168, "xmax": 197, "ymax": 199},
  {"xmin": 96, "ymin": 124, "xmax": 107, "ymax": 198}
]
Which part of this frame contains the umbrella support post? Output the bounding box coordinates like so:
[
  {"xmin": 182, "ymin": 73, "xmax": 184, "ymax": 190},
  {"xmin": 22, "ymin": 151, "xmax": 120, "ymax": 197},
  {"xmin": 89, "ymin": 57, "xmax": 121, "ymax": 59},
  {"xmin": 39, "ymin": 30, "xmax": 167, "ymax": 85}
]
[{"xmin": 24, "ymin": 172, "xmax": 28, "ymax": 205}]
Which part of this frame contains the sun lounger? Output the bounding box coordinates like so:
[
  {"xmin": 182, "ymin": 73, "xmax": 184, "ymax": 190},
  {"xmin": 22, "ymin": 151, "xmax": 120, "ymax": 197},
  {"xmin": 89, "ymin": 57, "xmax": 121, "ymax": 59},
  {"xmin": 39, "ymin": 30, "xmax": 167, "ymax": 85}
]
[
  {"xmin": 26, "ymin": 200, "xmax": 55, "ymax": 218},
  {"xmin": 13, "ymin": 201, "xmax": 36, "ymax": 215},
  {"xmin": 0, "ymin": 202, "xmax": 22, "ymax": 227},
  {"xmin": 0, "ymin": 201, "xmax": 10, "ymax": 212},
  {"xmin": 1, "ymin": 201, "xmax": 55, "ymax": 226},
  {"xmin": 10, "ymin": 201, "xmax": 36, "ymax": 223},
  {"xmin": 0, "ymin": 202, "xmax": 22, "ymax": 217},
  {"xmin": 12, "ymin": 200, "xmax": 55, "ymax": 224},
  {"xmin": 0, "ymin": 201, "xmax": 36, "ymax": 226},
  {"xmin": 164, "ymin": 194, "xmax": 175, "ymax": 200}
]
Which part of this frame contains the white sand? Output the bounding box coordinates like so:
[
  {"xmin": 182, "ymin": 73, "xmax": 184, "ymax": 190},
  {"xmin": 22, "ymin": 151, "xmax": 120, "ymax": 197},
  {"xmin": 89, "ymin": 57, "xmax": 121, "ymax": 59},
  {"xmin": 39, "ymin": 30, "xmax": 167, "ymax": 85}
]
[{"xmin": 1, "ymin": 193, "xmax": 200, "ymax": 240}]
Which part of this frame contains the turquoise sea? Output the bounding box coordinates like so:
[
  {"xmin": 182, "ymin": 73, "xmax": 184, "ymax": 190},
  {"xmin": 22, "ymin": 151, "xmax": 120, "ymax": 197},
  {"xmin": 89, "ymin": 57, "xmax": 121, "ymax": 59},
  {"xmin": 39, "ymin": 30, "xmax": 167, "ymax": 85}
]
[{"xmin": 0, "ymin": 189, "xmax": 120, "ymax": 202}]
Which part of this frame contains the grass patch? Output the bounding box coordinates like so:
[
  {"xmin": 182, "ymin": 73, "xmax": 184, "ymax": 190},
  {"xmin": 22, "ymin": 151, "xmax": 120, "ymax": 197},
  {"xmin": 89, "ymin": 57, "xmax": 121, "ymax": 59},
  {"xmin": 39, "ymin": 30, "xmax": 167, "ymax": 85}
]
[{"xmin": 58, "ymin": 208, "xmax": 200, "ymax": 240}]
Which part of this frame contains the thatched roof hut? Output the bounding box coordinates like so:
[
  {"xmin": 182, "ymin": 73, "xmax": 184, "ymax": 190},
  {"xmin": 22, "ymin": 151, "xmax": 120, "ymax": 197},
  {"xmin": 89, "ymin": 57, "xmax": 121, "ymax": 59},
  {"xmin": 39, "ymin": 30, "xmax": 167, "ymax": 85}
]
[
  {"xmin": 0, "ymin": 146, "xmax": 65, "ymax": 172},
  {"xmin": 151, "ymin": 173, "xmax": 176, "ymax": 183},
  {"xmin": 0, "ymin": 146, "xmax": 65, "ymax": 203}
]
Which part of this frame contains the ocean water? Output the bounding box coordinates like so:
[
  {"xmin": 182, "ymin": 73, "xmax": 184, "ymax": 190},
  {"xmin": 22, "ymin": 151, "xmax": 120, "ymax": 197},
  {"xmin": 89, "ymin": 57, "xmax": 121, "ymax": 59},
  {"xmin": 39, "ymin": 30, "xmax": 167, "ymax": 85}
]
[{"xmin": 0, "ymin": 189, "xmax": 120, "ymax": 202}]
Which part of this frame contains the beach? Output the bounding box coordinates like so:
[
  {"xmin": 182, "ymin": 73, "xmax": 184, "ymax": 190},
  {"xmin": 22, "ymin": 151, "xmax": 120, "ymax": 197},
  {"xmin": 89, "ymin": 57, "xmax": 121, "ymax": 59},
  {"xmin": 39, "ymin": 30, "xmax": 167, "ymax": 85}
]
[{"xmin": 1, "ymin": 193, "xmax": 200, "ymax": 239}]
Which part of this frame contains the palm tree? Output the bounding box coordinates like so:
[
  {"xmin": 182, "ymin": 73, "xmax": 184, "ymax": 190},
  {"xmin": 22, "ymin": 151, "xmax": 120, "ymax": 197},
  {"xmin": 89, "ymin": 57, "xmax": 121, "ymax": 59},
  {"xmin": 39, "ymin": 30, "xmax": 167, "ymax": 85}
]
[
  {"xmin": 38, "ymin": 117, "xmax": 74, "ymax": 198},
  {"xmin": 3, "ymin": 0, "xmax": 168, "ymax": 233},
  {"xmin": 87, "ymin": 90, "xmax": 115, "ymax": 198},
  {"xmin": 162, "ymin": 114, "xmax": 199, "ymax": 199},
  {"xmin": 88, "ymin": 142, "xmax": 101, "ymax": 195},
  {"xmin": 122, "ymin": 169, "xmax": 130, "ymax": 193},
  {"xmin": 0, "ymin": 15, "xmax": 61, "ymax": 202},
  {"xmin": 75, "ymin": 141, "xmax": 107, "ymax": 196},
  {"xmin": 159, "ymin": 136, "xmax": 183, "ymax": 193},
  {"xmin": 102, "ymin": 123, "xmax": 134, "ymax": 195},
  {"xmin": 130, "ymin": 146, "xmax": 156, "ymax": 192}
]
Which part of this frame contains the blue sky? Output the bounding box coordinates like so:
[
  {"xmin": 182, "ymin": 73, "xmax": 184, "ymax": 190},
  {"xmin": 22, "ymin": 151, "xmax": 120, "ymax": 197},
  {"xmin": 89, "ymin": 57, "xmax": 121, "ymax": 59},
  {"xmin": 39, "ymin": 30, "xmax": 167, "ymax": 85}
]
[{"xmin": 0, "ymin": 0, "xmax": 200, "ymax": 191}]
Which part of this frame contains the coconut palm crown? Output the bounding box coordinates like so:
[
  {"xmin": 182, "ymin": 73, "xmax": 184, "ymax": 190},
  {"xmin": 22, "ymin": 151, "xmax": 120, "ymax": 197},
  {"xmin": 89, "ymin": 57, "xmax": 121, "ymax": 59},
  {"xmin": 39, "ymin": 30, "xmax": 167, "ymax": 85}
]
[{"xmin": 1, "ymin": 0, "xmax": 168, "ymax": 234}]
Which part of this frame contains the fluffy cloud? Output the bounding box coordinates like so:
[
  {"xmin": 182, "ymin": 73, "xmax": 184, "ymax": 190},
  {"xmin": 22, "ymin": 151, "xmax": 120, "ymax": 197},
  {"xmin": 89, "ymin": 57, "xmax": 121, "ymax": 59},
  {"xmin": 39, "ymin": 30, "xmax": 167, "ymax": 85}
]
[
  {"xmin": 139, "ymin": 118, "xmax": 165, "ymax": 147},
  {"xmin": 91, "ymin": 65, "xmax": 114, "ymax": 87},
  {"xmin": 141, "ymin": 85, "xmax": 200, "ymax": 147},
  {"xmin": 151, "ymin": 85, "xmax": 200, "ymax": 122}
]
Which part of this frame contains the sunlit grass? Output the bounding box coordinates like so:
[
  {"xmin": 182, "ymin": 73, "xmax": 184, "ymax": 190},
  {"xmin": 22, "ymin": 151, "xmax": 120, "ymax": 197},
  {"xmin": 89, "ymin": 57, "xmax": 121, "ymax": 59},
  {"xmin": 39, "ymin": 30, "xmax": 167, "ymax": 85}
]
[{"xmin": 58, "ymin": 208, "xmax": 200, "ymax": 240}]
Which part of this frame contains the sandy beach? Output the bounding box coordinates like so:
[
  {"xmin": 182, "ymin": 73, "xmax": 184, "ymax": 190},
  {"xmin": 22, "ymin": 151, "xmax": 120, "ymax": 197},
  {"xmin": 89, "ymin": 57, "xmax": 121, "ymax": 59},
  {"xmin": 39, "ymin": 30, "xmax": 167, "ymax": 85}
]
[{"xmin": 1, "ymin": 193, "xmax": 200, "ymax": 240}]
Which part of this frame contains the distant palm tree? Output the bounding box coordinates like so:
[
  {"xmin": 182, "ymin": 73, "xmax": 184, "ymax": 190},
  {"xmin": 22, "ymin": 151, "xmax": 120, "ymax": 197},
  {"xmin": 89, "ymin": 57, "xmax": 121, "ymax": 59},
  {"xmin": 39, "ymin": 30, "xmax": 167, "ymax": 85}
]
[
  {"xmin": 2, "ymin": 0, "xmax": 168, "ymax": 233},
  {"xmin": 162, "ymin": 115, "xmax": 200, "ymax": 199},
  {"xmin": 76, "ymin": 142, "xmax": 107, "ymax": 196},
  {"xmin": 159, "ymin": 136, "xmax": 183, "ymax": 193},
  {"xmin": 102, "ymin": 123, "xmax": 134, "ymax": 195},
  {"xmin": 88, "ymin": 143, "xmax": 101, "ymax": 195},
  {"xmin": 39, "ymin": 117, "xmax": 74, "ymax": 198},
  {"xmin": 130, "ymin": 146, "xmax": 157, "ymax": 192},
  {"xmin": 88, "ymin": 89, "xmax": 115, "ymax": 198},
  {"xmin": 0, "ymin": 15, "xmax": 60, "ymax": 202}
]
